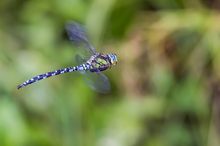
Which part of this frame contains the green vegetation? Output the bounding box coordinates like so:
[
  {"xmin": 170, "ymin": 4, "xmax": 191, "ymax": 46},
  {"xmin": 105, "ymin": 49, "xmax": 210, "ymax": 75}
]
[{"xmin": 0, "ymin": 0, "xmax": 219, "ymax": 146}]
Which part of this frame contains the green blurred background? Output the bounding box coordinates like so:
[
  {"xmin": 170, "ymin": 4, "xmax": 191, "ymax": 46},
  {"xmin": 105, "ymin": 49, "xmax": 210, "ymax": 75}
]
[{"xmin": 1, "ymin": 0, "xmax": 220, "ymax": 146}]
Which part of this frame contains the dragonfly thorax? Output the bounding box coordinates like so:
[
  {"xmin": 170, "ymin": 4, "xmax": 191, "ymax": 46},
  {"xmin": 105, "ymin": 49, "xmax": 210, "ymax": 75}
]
[{"xmin": 87, "ymin": 53, "xmax": 117, "ymax": 72}]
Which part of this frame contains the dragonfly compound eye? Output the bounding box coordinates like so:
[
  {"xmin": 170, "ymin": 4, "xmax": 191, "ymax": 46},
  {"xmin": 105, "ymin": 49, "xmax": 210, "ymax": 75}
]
[{"xmin": 108, "ymin": 53, "xmax": 117, "ymax": 65}]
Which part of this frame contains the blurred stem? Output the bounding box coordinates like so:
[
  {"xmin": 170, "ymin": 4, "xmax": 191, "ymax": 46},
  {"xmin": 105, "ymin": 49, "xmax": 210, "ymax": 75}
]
[
  {"xmin": 207, "ymin": 105, "xmax": 220, "ymax": 146},
  {"xmin": 85, "ymin": 0, "xmax": 116, "ymax": 45}
]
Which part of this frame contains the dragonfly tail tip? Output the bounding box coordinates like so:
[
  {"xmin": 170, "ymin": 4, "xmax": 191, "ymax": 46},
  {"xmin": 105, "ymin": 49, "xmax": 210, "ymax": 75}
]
[{"xmin": 17, "ymin": 84, "xmax": 23, "ymax": 90}]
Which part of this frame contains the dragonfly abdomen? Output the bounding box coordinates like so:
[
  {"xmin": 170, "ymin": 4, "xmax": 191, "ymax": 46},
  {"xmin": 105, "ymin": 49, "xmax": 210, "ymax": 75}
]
[{"xmin": 17, "ymin": 63, "xmax": 91, "ymax": 89}]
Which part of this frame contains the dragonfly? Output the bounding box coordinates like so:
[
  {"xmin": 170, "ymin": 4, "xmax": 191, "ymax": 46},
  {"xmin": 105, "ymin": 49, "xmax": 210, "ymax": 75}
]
[{"xmin": 17, "ymin": 21, "xmax": 118, "ymax": 93}]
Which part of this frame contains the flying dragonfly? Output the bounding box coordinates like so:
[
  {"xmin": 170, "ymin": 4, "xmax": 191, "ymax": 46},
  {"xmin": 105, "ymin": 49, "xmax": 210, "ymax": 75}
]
[{"xmin": 17, "ymin": 21, "xmax": 118, "ymax": 93}]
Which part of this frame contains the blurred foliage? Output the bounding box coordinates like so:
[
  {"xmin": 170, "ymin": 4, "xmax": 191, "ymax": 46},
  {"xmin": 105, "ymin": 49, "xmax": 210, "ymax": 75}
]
[{"xmin": 1, "ymin": 0, "xmax": 220, "ymax": 146}]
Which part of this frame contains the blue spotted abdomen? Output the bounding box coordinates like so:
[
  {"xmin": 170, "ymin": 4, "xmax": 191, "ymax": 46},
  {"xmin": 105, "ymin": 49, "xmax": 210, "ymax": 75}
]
[{"xmin": 17, "ymin": 63, "xmax": 91, "ymax": 89}]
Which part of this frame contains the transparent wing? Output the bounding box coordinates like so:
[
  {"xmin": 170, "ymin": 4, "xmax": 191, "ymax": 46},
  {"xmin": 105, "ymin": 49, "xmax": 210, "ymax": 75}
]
[
  {"xmin": 83, "ymin": 71, "xmax": 111, "ymax": 93},
  {"xmin": 75, "ymin": 54, "xmax": 111, "ymax": 93},
  {"xmin": 65, "ymin": 21, "xmax": 96, "ymax": 55}
]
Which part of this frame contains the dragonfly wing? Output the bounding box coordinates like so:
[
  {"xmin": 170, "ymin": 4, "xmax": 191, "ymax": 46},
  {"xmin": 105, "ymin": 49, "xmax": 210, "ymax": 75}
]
[
  {"xmin": 65, "ymin": 21, "xmax": 96, "ymax": 55},
  {"xmin": 75, "ymin": 54, "xmax": 111, "ymax": 93},
  {"xmin": 75, "ymin": 54, "xmax": 86, "ymax": 63},
  {"xmin": 83, "ymin": 72, "xmax": 111, "ymax": 93}
]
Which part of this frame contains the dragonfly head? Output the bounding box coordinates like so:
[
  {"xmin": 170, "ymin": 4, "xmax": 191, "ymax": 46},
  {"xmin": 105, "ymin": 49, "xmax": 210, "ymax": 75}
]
[{"xmin": 108, "ymin": 53, "xmax": 118, "ymax": 66}]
